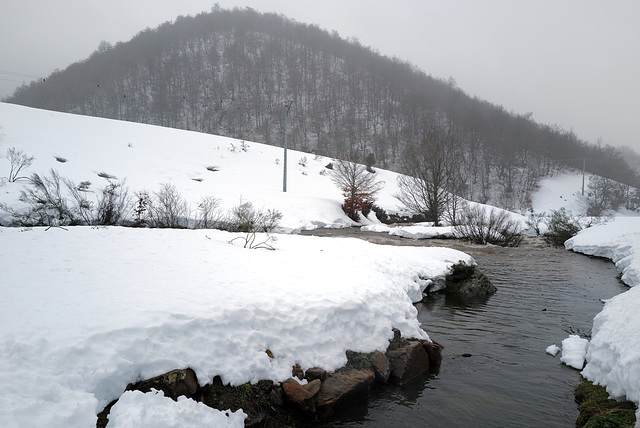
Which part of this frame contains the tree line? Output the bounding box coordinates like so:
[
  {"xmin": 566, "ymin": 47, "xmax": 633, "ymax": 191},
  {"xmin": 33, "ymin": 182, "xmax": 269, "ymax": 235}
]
[{"xmin": 6, "ymin": 5, "xmax": 639, "ymax": 211}]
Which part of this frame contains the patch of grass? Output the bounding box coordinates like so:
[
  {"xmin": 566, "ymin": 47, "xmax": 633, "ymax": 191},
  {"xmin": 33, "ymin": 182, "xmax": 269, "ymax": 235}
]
[{"xmin": 575, "ymin": 378, "xmax": 636, "ymax": 427}]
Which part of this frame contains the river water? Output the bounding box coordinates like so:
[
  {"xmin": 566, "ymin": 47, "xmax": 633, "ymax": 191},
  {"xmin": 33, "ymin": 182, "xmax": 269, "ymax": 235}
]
[{"xmin": 301, "ymin": 229, "xmax": 628, "ymax": 427}]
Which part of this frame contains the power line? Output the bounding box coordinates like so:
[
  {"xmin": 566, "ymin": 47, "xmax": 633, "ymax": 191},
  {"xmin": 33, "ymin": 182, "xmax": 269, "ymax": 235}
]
[{"xmin": 0, "ymin": 69, "xmax": 44, "ymax": 79}]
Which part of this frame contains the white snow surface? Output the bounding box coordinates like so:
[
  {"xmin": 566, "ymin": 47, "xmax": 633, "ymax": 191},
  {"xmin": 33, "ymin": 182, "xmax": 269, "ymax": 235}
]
[
  {"xmin": 361, "ymin": 222, "xmax": 455, "ymax": 239},
  {"xmin": 546, "ymin": 344, "xmax": 560, "ymax": 357},
  {"xmin": 0, "ymin": 104, "xmax": 474, "ymax": 427},
  {"xmin": 107, "ymin": 390, "xmax": 246, "ymax": 427},
  {"xmin": 2, "ymin": 103, "xmax": 640, "ymax": 426},
  {"xmin": 565, "ymin": 217, "xmax": 640, "ymax": 422},
  {"xmin": 560, "ymin": 335, "xmax": 589, "ymax": 370}
]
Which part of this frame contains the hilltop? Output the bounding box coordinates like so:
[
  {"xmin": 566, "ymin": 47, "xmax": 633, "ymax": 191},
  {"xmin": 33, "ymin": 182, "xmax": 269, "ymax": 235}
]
[{"xmin": 5, "ymin": 7, "xmax": 639, "ymax": 211}]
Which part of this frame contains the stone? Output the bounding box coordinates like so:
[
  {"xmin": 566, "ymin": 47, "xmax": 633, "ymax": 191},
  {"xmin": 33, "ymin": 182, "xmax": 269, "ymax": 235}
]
[
  {"xmin": 316, "ymin": 368, "xmax": 375, "ymax": 418},
  {"xmin": 282, "ymin": 378, "xmax": 315, "ymax": 413},
  {"xmin": 370, "ymin": 350, "xmax": 391, "ymax": 384},
  {"xmin": 305, "ymin": 367, "xmax": 327, "ymax": 382},
  {"xmin": 386, "ymin": 341, "xmax": 430, "ymax": 386},
  {"xmin": 126, "ymin": 368, "xmax": 198, "ymax": 401},
  {"xmin": 445, "ymin": 265, "xmax": 496, "ymax": 298},
  {"xmin": 302, "ymin": 378, "xmax": 322, "ymax": 397},
  {"xmin": 291, "ymin": 364, "xmax": 304, "ymax": 380},
  {"xmin": 423, "ymin": 340, "xmax": 444, "ymax": 370}
]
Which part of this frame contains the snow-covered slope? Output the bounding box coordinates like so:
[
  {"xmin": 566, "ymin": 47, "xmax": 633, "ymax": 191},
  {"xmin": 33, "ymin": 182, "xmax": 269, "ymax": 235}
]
[
  {"xmin": 0, "ymin": 103, "xmax": 361, "ymax": 230},
  {"xmin": 2, "ymin": 103, "xmax": 639, "ymax": 426},
  {"xmin": 0, "ymin": 103, "xmax": 474, "ymax": 427}
]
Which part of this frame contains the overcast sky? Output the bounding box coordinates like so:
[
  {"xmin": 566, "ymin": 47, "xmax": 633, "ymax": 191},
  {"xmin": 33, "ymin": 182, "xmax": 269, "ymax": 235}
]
[{"xmin": 1, "ymin": 0, "xmax": 638, "ymax": 150}]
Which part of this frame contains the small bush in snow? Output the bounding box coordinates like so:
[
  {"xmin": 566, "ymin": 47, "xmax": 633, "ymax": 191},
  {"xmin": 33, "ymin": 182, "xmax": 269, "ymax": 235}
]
[
  {"xmin": 543, "ymin": 208, "xmax": 582, "ymax": 247},
  {"xmin": 5, "ymin": 147, "xmax": 35, "ymax": 182},
  {"xmin": 64, "ymin": 178, "xmax": 94, "ymax": 225},
  {"xmin": 229, "ymin": 230, "xmax": 276, "ymax": 250},
  {"xmin": 196, "ymin": 196, "xmax": 223, "ymax": 229},
  {"xmin": 95, "ymin": 179, "xmax": 131, "ymax": 226},
  {"xmin": 148, "ymin": 183, "xmax": 189, "ymax": 228},
  {"xmin": 454, "ymin": 204, "xmax": 523, "ymax": 247},
  {"xmin": 298, "ymin": 156, "xmax": 307, "ymax": 167},
  {"xmin": 225, "ymin": 199, "xmax": 282, "ymax": 233},
  {"xmin": 525, "ymin": 211, "xmax": 546, "ymax": 236},
  {"xmin": 132, "ymin": 191, "xmax": 151, "ymax": 227},
  {"xmin": 15, "ymin": 169, "xmax": 76, "ymax": 226},
  {"xmin": 371, "ymin": 205, "xmax": 390, "ymax": 223}
]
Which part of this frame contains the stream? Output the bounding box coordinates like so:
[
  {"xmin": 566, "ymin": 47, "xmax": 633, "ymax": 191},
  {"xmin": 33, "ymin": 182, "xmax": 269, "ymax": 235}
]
[{"xmin": 301, "ymin": 228, "xmax": 628, "ymax": 427}]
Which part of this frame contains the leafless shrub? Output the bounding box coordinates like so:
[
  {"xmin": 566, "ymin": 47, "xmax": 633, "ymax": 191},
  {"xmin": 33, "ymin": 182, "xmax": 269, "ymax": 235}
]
[
  {"xmin": 63, "ymin": 178, "xmax": 94, "ymax": 225},
  {"xmin": 16, "ymin": 169, "xmax": 75, "ymax": 226},
  {"xmin": 95, "ymin": 179, "xmax": 131, "ymax": 225},
  {"xmin": 225, "ymin": 198, "xmax": 282, "ymax": 232},
  {"xmin": 229, "ymin": 230, "xmax": 276, "ymax": 250},
  {"xmin": 6, "ymin": 147, "xmax": 35, "ymax": 182},
  {"xmin": 196, "ymin": 196, "xmax": 223, "ymax": 229},
  {"xmin": 454, "ymin": 204, "xmax": 524, "ymax": 247},
  {"xmin": 148, "ymin": 183, "xmax": 188, "ymax": 228},
  {"xmin": 132, "ymin": 191, "xmax": 151, "ymax": 227}
]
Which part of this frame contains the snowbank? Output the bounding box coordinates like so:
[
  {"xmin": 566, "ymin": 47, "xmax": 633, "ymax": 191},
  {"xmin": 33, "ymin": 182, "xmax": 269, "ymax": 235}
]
[
  {"xmin": 560, "ymin": 335, "xmax": 589, "ymax": 370},
  {"xmin": 107, "ymin": 390, "xmax": 246, "ymax": 427},
  {"xmin": 565, "ymin": 217, "xmax": 640, "ymax": 422},
  {"xmin": 361, "ymin": 223, "xmax": 455, "ymax": 239},
  {"xmin": 0, "ymin": 226, "xmax": 473, "ymax": 427}
]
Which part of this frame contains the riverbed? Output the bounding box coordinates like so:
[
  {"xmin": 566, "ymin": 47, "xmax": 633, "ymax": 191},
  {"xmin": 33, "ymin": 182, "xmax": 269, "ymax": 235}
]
[{"xmin": 301, "ymin": 229, "xmax": 628, "ymax": 427}]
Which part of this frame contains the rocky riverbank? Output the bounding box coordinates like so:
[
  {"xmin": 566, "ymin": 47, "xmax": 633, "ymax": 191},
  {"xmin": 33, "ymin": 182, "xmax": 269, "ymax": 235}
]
[{"xmin": 97, "ymin": 329, "xmax": 443, "ymax": 427}]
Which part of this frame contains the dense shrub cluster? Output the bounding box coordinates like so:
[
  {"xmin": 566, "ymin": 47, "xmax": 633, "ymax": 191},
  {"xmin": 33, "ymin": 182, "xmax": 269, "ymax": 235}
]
[
  {"xmin": 1, "ymin": 170, "xmax": 282, "ymax": 233},
  {"xmin": 543, "ymin": 208, "xmax": 582, "ymax": 247}
]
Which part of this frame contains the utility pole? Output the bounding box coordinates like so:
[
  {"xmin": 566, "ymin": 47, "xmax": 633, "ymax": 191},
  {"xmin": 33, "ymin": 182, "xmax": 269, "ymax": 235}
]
[
  {"xmin": 582, "ymin": 158, "xmax": 586, "ymax": 196},
  {"xmin": 282, "ymin": 102, "xmax": 292, "ymax": 192}
]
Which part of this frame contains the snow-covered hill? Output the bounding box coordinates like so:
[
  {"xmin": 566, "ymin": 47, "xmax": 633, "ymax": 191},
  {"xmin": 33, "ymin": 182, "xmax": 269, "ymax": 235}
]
[
  {"xmin": 0, "ymin": 103, "xmax": 474, "ymax": 427},
  {"xmin": 1, "ymin": 103, "xmax": 639, "ymax": 427}
]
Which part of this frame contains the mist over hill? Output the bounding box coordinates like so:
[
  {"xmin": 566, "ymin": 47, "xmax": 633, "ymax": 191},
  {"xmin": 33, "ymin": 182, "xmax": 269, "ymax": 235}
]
[{"xmin": 5, "ymin": 6, "xmax": 639, "ymax": 210}]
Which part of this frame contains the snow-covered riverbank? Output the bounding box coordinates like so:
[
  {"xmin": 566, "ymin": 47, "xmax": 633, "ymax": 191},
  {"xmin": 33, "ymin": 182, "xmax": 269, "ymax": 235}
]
[
  {"xmin": 565, "ymin": 217, "xmax": 640, "ymax": 425},
  {"xmin": 0, "ymin": 226, "xmax": 473, "ymax": 427}
]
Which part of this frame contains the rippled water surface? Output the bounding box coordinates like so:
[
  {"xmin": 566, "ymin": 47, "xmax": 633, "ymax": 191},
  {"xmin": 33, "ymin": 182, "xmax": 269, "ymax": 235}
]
[{"xmin": 301, "ymin": 229, "xmax": 627, "ymax": 427}]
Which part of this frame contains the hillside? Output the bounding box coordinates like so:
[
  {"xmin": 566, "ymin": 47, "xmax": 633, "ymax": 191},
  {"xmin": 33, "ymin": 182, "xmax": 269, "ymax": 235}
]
[
  {"xmin": 5, "ymin": 6, "xmax": 639, "ymax": 211},
  {"xmin": 1, "ymin": 103, "xmax": 640, "ymax": 427}
]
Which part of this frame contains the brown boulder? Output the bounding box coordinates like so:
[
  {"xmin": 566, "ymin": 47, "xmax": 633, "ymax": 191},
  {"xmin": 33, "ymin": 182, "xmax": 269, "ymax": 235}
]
[
  {"xmin": 305, "ymin": 367, "xmax": 327, "ymax": 382},
  {"xmin": 282, "ymin": 378, "xmax": 316, "ymax": 413},
  {"xmin": 316, "ymin": 368, "xmax": 375, "ymax": 418},
  {"xmin": 126, "ymin": 368, "xmax": 199, "ymax": 401},
  {"xmin": 302, "ymin": 378, "xmax": 322, "ymax": 397},
  {"xmin": 386, "ymin": 341, "xmax": 430, "ymax": 386},
  {"xmin": 423, "ymin": 340, "xmax": 444, "ymax": 370},
  {"xmin": 370, "ymin": 350, "xmax": 391, "ymax": 384}
]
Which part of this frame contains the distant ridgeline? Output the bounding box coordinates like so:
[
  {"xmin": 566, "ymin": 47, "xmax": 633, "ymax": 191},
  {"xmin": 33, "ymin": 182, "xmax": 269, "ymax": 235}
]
[{"xmin": 6, "ymin": 6, "xmax": 639, "ymax": 210}]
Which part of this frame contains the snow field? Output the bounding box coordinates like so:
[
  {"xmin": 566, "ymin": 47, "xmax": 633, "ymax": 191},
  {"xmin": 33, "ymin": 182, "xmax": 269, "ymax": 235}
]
[
  {"xmin": 2, "ymin": 102, "xmax": 640, "ymax": 426},
  {"xmin": 0, "ymin": 226, "xmax": 473, "ymax": 427}
]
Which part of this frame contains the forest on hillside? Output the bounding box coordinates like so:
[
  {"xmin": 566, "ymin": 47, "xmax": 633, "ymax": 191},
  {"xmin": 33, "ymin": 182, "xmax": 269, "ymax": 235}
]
[{"xmin": 6, "ymin": 6, "xmax": 639, "ymax": 212}]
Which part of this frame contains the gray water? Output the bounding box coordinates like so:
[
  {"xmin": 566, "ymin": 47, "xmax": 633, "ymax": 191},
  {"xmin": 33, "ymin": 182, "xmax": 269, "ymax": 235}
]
[{"xmin": 301, "ymin": 229, "xmax": 628, "ymax": 427}]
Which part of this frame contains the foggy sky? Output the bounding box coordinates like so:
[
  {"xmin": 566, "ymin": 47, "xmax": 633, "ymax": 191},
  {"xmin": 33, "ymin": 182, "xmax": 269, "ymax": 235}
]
[{"xmin": 1, "ymin": 0, "xmax": 638, "ymax": 150}]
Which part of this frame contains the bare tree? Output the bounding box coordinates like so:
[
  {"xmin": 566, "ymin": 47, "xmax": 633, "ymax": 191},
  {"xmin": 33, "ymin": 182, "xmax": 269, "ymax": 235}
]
[
  {"xmin": 330, "ymin": 151, "xmax": 384, "ymax": 221},
  {"xmin": 395, "ymin": 127, "xmax": 464, "ymax": 226}
]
